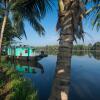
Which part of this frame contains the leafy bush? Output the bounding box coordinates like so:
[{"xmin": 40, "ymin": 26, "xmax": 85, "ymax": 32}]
[
  {"xmin": 5, "ymin": 79, "xmax": 38, "ymax": 100},
  {"xmin": 0, "ymin": 63, "xmax": 38, "ymax": 100}
]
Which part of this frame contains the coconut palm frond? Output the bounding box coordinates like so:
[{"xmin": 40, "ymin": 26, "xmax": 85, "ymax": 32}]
[
  {"xmin": 96, "ymin": 21, "xmax": 100, "ymax": 31},
  {"xmin": 85, "ymin": 4, "xmax": 100, "ymax": 15},
  {"xmin": 10, "ymin": 0, "xmax": 53, "ymax": 36},
  {"xmin": 11, "ymin": 0, "xmax": 53, "ymax": 19},
  {"xmin": 82, "ymin": 0, "xmax": 100, "ymax": 4},
  {"xmin": 92, "ymin": 10, "xmax": 100, "ymax": 30},
  {"xmin": 70, "ymin": 1, "xmax": 85, "ymax": 40},
  {"xmin": 81, "ymin": 0, "xmax": 100, "ymax": 31},
  {"xmin": 86, "ymin": 4, "xmax": 100, "ymax": 31},
  {"xmin": 0, "ymin": 0, "xmax": 53, "ymax": 40},
  {"xmin": 0, "ymin": 17, "xmax": 21, "ymax": 45},
  {"xmin": 12, "ymin": 11, "xmax": 27, "ymax": 39},
  {"xmin": 28, "ymin": 16, "xmax": 45, "ymax": 36},
  {"xmin": 0, "ymin": 8, "xmax": 4, "ymax": 16},
  {"xmin": 12, "ymin": 11, "xmax": 45, "ymax": 36}
]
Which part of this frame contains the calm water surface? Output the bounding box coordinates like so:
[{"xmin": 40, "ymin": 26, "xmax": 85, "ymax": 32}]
[
  {"xmin": 70, "ymin": 55, "xmax": 100, "ymax": 100},
  {"xmin": 8, "ymin": 54, "xmax": 100, "ymax": 100}
]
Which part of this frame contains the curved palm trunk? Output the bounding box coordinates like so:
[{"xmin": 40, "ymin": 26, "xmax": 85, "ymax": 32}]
[
  {"xmin": 0, "ymin": 15, "xmax": 7, "ymax": 62},
  {"xmin": 49, "ymin": 0, "xmax": 79, "ymax": 100}
]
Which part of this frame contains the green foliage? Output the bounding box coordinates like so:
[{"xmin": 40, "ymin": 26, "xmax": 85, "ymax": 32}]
[
  {"xmin": 83, "ymin": 0, "xmax": 100, "ymax": 31},
  {"xmin": 35, "ymin": 45, "xmax": 58, "ymax": 55},
  {"xmin": 5, "ymin": 79, "xmax": 37, "ymax": 100},
  {"xmin": 73, "ymin": 44, "xmax": 91, "ymax": 50},
  {"xmin": 35, "ymin": 45, "xmax": 93, "ymax": 55},
  {"xmin": 0, "ymin": 20, "xmax": 13, "ymax": 45},
  {"xmin": 0, "ymin": 63, "xmax": 38, "ymax": 100},
  {"xmin": 91, "ymin": 42, "xmax": 100, "ymax": 50},
  {"xmin": 0, "ymin": 0, "xmax": 53, "ymax": 38},
  {"xmin": 0, "ymin": 17, "xmax": 22, "ymax": 46},
  {"xmin": 0, "ymin": 80, "xmax": 4, "ymax": 88}
]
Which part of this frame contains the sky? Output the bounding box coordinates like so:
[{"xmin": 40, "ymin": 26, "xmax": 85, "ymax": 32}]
[{"xmin": 15, "ymin": 0, "xmax": 100, "ymax": 46}]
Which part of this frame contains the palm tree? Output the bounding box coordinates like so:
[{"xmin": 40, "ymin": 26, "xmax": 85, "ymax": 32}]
[
  {"xmin": 0, "ymin": 0, "xmax": 52, "ymax": 61},
  {"xmin": 0, "ymin": 17, "xmax": 22, "ymax": 45},
  {"xmin": 1, "ymin": 20, "xmax": 21, "ymax": 46},
  {"xmin": 49, "ymin": 0, "xmax": 100, "ymax": 100},
  {"xmin": 84, "ymin": 0, "xmax": 100, "ymax": 31}
]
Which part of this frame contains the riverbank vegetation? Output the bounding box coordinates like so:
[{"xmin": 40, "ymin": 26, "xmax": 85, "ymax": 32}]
[
  {"xmin": 0, "ymin": 62, "xmax": 37, "ymax": 100},
  {"xmin": 0, "ymin": 0, "xmax": 99, "ymax": 100},
  {"xmin": 35, "ymin": 42, "xmax": 100, "ymax": 55}
]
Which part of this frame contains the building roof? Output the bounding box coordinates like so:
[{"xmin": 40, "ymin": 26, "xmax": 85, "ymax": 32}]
[{"xmin": 7, "ymin": 45, "xmax": 35, "ymax": 48}]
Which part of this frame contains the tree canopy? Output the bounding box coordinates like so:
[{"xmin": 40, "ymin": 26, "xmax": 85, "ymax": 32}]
[{"xmin": 0, "ymin": 0, "xmax": 53, "ymax": 38}]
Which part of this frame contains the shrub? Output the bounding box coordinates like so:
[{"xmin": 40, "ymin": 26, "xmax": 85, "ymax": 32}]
[{"xmin": 0, "ymin": 63, "xmax": 38, "ymax": 100}]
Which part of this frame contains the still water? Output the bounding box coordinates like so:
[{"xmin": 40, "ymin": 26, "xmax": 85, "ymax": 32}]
[{"xmin": 7, "ymin": 52, "xmax": 100, "ymax": 100}]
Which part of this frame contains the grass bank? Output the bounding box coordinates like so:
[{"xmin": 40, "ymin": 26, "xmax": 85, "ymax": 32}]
[{"xmin": 0, "ymin": 62, "xmax": 38, "ymax": 100}]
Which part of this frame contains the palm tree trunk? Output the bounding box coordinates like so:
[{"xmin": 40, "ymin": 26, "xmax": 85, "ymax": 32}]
[
  {"xmin": 49, "ymin": 0, "xmax": 76, "ymax": 100},
  {"xmin": 49, "ymin": 34, "xmax": 73, "ymax": 100},
  {"xmin": 0, "ymin": 15, "xmax": 7, "ymax": 62}
]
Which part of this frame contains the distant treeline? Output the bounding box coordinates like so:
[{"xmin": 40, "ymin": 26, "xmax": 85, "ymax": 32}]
[
  {"xmin": 34, "ymin": 42, "xmax": 100, "ymax": 55},
  {"xmin": 35, "ymin": 45, "xmax": 58, "ymax": 55}
]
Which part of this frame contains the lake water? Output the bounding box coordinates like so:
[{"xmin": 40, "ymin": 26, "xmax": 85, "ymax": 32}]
[
  {"xmin": 70, "ymin": 55, "xmax": 100, "ymax": 100},
  {"xmin": 7, "ymin": 52, "xmax": 100, "ymax": 100}
]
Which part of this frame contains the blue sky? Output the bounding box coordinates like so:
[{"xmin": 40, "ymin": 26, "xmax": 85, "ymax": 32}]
[{"xmin": 15, "ymin": 1, "xmax": 100, "ymax": 46}]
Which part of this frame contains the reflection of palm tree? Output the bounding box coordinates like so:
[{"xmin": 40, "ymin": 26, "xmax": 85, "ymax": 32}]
[{"xmin": 50, "ymin": 0, "xmax": 100, "ymax": 100}]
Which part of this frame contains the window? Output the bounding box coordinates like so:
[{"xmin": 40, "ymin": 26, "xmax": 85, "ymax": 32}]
[{"xmin": 25, "ymin": 50, "xmax": 28, "ymax": 53}]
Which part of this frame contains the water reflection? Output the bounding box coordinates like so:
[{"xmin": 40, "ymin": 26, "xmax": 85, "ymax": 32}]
[
  {"xmin": 6, "ymin": 60, "xmax": 44, "ymax": 74},
  {"xmin": 4, "ymin": 51, "xmax": 100, "ymax": 100},
  {"xmin": 70, "ymin": 54, "xmax": 100, "ymax": 100},
  {"xmin": 91, "ymin": 51, "xmax": 100, "ymax": 60},
  {"xmin": 5, "ymin": 55, "xmax": 56, "ymax": 100},
  {"xmin": 73, "ymin": 50, "xmax": 100, "ymax": 60}
]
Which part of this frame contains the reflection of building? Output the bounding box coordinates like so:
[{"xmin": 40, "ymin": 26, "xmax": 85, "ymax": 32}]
[
  {"xmin": 92, "ymin": 42, "xmax": 100, "ymax": 50},
  {"xmin": 6, "ymin": 60, "xmax": 44, "ymax": 73},
  {"xmin": 16, "ymin": 66, "xmax": 36, "ymax": 73}
]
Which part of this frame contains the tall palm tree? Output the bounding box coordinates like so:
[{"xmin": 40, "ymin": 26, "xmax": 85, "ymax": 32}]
[
  {"xmin": 0, "ymin": 18, "xmax": 21, "ymax": 46},
  {"xmin": 0, "ymin": 0, "xmax": 52, "ymax": 61},
  {"xmin": 49, "ymin": 0, "xmax": 99, "ymax": 100}
]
